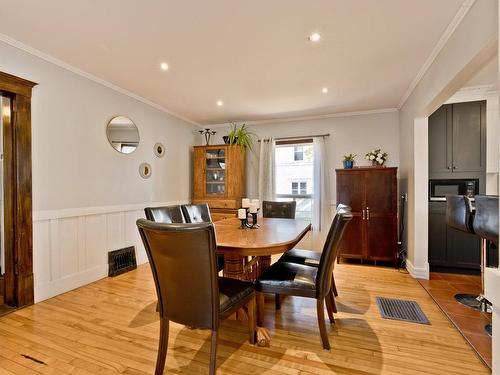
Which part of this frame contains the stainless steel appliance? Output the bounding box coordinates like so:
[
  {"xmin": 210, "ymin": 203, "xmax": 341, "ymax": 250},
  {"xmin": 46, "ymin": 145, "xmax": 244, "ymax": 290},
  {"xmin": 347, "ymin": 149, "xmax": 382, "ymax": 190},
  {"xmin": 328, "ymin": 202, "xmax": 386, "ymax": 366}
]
[{"xmin": 429, "ymin": 179, "xmax": 479, "ymax": 202}]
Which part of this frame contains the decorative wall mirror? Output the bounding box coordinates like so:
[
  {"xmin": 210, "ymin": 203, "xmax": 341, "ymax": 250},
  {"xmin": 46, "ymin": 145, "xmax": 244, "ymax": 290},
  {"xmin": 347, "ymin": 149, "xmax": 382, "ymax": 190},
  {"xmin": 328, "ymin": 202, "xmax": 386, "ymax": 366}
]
[
  {"xmin": 106, "ymin": 116, "xmax": 139, "ymax": 154},
  {"xmin": 139, "ymin": 162, "xmax": 152, "ymax": 179},
  {"xmin": 154, "ymin": 142, "xmax": 165, "ymax": 157}
]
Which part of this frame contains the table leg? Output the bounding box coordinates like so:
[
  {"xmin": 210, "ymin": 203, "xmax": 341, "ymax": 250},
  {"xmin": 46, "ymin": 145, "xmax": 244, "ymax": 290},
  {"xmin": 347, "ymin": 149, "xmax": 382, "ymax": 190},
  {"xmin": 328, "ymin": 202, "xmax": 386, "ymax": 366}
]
[{"xmin": 223, "ymin": 253, "xmax": 272, "ymax": 347}]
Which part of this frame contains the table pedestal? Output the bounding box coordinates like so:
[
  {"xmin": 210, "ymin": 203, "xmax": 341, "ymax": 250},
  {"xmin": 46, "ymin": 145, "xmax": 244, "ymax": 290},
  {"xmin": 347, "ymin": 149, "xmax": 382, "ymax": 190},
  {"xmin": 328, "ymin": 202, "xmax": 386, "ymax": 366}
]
[{"xmin": 223, "ymin": 254, "xmax": 272, "ymax": 346}]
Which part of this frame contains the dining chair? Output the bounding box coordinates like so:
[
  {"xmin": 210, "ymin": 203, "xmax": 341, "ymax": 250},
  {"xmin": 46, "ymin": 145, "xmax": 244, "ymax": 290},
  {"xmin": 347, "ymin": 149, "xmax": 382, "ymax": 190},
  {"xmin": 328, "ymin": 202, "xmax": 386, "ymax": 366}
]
[
  {"xmin": 255, "ymin": 209, "xmax": 352, "ymax": 350},
  {"xmin": 181, "ymin": 203, "xmax": 224, "ymax": 272},
  {"xmin": 276, "ymin": 204, "xmax": 351, "ymax": 308},
  {"xmin": 181, "ymin": 203, "xmax": 213, "ymax": 223},
  {"xmin": 262, "ymin": 200, "xmax": 296, "ymax": 219},
  {"xmin": 137, "ymin": 219, "xmax": 256, "ymax": 375},
  {"xmin": 144, "ymin": 205, "xmax": 186, "ymax": 223}
]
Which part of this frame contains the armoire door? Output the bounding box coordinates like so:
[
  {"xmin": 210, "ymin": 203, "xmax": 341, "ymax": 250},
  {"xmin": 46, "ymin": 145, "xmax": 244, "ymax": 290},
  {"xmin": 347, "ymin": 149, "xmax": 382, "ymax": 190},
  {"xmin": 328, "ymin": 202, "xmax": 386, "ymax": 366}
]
[
  {"xmin": 365, "ymin": 169, "xmax": 397, "ymax": 261},
  {"xmin": 336, "ymin": 170, "xmax": 366, "ymax": 258}
]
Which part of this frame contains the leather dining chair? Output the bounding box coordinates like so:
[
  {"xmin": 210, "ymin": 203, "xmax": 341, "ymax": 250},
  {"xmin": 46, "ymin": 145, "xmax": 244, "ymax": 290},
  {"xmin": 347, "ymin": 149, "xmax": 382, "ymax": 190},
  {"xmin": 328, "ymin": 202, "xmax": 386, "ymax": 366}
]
[
  {"xmin": 255, "ymin": 209, "xmax": 352, "ymax": 350},
  {"xmin": 144, "ymin": 205, "xmax": 186, "ymax": 224},
  {"xmin": 181, "ymin": 203, "xmax": 213, "ymax": 223},
  {"xmin": 262, "ymin": 200, "xmax": 296, "ymax": 219},
  {"xmin": 136, "ymin": 219, "xmax": 256, "ymax": 375},
  {"xmin": 181, "ymin": 203, "xmax": 224, "ymax": 272},
  {"xmin": 277, "ymin": 204, "xmax": 351, "ymax": 305}
]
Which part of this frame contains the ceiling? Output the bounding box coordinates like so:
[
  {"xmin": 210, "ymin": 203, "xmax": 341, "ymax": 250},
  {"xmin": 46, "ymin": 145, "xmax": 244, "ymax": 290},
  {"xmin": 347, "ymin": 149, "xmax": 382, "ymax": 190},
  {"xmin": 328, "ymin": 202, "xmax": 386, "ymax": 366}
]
[{"xmin": 0, "ymin": 0, "xmax": 465, "ymax": 124}]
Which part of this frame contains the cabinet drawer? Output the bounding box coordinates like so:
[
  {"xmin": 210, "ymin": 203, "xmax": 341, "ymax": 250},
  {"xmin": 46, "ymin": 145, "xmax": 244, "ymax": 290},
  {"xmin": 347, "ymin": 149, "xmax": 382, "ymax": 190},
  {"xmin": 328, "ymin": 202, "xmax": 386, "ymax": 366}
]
[
  {"xmin": 193, "ymin": 199, "xmax": 239, "ymax": 209},
  {"xmin": 211, "ymin": 210, "xmax": 237, "ymax": 222}
]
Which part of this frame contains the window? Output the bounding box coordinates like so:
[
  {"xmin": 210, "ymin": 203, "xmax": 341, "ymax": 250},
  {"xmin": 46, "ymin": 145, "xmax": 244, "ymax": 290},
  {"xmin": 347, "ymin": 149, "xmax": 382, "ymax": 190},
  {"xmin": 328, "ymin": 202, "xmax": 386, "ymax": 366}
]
[
  {"xmin": 294, "ymin": 146, "xmax": 304, "ymax": 161},
  {"xmin": 275, "ymin": 142, "xmax": 314, "ymax": 221}
]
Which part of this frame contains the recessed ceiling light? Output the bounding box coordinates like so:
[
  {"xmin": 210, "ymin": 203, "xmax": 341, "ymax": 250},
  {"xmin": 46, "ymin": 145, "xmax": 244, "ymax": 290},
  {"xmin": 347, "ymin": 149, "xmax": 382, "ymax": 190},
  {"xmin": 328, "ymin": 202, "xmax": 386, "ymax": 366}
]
[
  {"xmin": 308, "ymin": 32, "xmax": 321, "ymax": 42},
  {"xmin": 322, "ymin": 87, "xmax": 328, "ymax": 94},
  {"xmin": 217, "ymin": 100, "xmax": 224, "ymax": 107},
  {"xmin": 160, "ymin": 62, "xmax": 169, "ymax": 71}
]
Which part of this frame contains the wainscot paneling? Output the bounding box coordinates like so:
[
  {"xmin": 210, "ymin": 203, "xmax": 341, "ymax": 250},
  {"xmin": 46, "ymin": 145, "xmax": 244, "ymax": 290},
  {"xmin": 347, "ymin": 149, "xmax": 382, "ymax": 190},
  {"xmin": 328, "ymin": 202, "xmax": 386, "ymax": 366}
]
[{"xmin": 33, "ymin": 201, "xmax": 188, "ymax": 302}]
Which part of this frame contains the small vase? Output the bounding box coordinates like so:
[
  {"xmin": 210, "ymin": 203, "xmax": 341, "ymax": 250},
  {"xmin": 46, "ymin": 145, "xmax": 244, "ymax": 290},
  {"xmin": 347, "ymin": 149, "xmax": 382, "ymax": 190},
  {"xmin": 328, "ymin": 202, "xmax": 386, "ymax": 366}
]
[
  {"xmin": 343, "ymin": 160, "xmax": 354, "ymax": 169},
  {"xmin": 222, "ymin": 136, "xmax": 230, "ymax": 144}
]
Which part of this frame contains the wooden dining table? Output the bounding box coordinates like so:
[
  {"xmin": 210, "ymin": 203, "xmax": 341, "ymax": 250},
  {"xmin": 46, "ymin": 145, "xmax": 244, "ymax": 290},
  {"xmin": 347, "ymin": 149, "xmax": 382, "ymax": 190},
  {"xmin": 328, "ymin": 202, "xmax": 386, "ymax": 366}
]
[{"xmin": 214, "ymin": 217, "xmax": 312, "ymax": 345}]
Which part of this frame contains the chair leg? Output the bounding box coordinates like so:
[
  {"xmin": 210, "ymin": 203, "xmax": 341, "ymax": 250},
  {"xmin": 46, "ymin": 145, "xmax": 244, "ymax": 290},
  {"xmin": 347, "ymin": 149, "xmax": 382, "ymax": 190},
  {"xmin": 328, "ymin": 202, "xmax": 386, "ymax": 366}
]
[
  {"xmin": 256, "ymin": 292, "xmax": 265, "ymax": 326},
  {"xmin": 155, "ymin": 318, "xmax": 169, "ymax": 375},
  {"xmin": 247, "ymin": 297, "xmax": 257, "ymax": 345},
  {"xmin": 329, "ymin": 289, "xmax": 338, "ymax": 314},
  {"xmin": 316, "ymin": 298, "xmax": 331, "ymax": 350},
  {"xmin": 331, "ymin": 274, "xmax": 338, "ymax": 297},
  {"xmin": 324, "ymin": 294, "xmax": 335, "ymax": 324},
  {"xmin": 209, "ymin": 330, "xmax": 218, "ymax": 375},
  {"xmin": 275, "ymin": 294, "xmax": 281, "ymax": 310}
]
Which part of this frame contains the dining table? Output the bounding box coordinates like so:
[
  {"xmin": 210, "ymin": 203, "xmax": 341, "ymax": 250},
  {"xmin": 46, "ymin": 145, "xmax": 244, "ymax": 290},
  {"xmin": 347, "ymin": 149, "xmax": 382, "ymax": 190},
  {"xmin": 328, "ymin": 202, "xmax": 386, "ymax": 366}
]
[{"xmin": 214, "ymin": 217, "xmax": 312, "ymax": 345}]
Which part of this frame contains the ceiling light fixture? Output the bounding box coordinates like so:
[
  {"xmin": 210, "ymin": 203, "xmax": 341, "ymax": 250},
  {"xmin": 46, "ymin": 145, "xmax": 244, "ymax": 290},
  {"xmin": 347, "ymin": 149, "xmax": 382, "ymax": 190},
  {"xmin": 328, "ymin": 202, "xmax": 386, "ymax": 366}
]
[
  {"xmin": 160, "ymin": 62, "xmax": 169, "ymax": 71},
  {"xmin": 217, "ymin": 100, "xmax": 224, "ymax": 107},
  {"xmin": 308, "ymin": 32, "xmax": 321, "ymax": 42},
  {"xmin": 322, "ymin": 87, "xmax": 328, "ymax": 94}
]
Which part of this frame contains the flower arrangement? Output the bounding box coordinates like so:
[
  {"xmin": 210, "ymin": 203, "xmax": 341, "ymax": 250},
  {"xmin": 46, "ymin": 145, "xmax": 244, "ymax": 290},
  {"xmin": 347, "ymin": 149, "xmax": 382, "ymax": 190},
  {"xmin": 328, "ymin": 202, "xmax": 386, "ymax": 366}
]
[{"xmin": 365, "ymin": 148, "xmax": 388, "ymax": 165}]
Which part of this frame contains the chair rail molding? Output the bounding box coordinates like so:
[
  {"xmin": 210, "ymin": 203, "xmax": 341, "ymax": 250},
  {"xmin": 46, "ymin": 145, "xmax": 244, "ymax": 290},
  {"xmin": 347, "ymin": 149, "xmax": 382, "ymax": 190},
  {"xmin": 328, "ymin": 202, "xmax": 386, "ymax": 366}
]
[{"xmin": 33, "ymin": 200, "xmax": 189, "ymax": 302}]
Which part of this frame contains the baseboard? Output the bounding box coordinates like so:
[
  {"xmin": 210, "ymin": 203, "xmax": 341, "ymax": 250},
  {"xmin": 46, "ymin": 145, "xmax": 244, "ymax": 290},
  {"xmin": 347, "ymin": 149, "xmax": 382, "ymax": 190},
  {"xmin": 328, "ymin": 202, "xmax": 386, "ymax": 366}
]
[{"xmin": 406, "ymin": 259, "xmax": 429, "ymax": 280}]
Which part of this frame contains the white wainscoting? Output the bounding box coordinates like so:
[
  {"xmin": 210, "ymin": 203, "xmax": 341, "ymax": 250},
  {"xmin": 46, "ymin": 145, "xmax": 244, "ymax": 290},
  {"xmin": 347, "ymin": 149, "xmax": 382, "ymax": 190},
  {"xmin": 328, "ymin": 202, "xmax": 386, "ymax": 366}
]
[{"xmin": 33, "ymin": 200, "xmax": 188, "ymax": 303}]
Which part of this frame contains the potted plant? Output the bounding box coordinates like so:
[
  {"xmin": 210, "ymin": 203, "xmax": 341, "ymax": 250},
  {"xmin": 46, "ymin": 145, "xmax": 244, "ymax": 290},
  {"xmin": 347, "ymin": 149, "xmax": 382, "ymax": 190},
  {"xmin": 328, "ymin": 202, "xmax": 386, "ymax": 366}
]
[
  {"xmin": 342, "ymin": 154, "xmax": 356, "ymax": 169},
  {"xmin": 224, "ymin": 122, "xmax": 255, "ymax": 150},
  {"xmin": 365, "ymin": 148, "xmax": 388, "ymax": 166}
]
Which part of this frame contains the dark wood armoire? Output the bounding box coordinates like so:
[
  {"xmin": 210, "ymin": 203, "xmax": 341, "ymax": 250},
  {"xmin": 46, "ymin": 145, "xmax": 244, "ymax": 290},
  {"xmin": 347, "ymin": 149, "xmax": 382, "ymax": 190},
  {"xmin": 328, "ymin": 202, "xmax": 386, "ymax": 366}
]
[{"xmin": 336, "ymin": 167, "xmax": 398, "ymax": 264}]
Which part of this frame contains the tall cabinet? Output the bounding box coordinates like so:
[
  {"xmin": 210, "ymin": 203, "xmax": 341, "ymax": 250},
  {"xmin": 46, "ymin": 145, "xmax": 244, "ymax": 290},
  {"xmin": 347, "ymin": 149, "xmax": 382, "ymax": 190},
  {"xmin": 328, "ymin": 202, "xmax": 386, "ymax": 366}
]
[
  {"xmin": 192, "ymin": 145, "xmax": 246, "ymax": 221},
  {"xmin": 336, "ymin": 167, "xmax": 398, "ymax": 264}
]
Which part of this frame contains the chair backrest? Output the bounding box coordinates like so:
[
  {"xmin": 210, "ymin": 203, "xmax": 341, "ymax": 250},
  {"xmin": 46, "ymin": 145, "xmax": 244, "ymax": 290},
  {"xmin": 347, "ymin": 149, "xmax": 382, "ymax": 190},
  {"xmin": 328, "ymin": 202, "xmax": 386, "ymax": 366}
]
[
  {"xmin": 181, "ymin": 203, "xmax": 212, "ymax": 223},
  {"xmin": 473, "ymin": 195, "xmax": 499, "ymax": 245},
  {"xmin": 316, "ymin": 207, "xmax": 353, "ymax": 298},
  {"xmin": 262, "ymin": 201, "xmax": 296, "ymax": 219},
  {"xmin": 446, "ymin": 195, "xmax": 474, "ymax": 234},
  {"xmin": 136, "ymin": 219, "xmax": 219, "ymax": 329},
  {"xmin": 144, "ymin": 205, "xmax": 186, "ymax": 224}
]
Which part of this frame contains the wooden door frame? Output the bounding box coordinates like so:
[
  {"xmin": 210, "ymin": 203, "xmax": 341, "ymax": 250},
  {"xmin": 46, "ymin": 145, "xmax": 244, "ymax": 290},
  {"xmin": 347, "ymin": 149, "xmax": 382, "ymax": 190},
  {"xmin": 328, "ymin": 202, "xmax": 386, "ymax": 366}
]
[{"xmin": 0, "ymin": 71, "xmax": 36, "ymax": 308}]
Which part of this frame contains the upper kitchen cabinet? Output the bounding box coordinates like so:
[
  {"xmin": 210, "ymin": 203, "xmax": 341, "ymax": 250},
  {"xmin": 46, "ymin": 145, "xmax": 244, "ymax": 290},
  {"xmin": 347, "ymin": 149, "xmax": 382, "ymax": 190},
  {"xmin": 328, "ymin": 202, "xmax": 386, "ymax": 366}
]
[{"xmin": 429, "ymin": 101, "xmax": 486, "ymax": 180}]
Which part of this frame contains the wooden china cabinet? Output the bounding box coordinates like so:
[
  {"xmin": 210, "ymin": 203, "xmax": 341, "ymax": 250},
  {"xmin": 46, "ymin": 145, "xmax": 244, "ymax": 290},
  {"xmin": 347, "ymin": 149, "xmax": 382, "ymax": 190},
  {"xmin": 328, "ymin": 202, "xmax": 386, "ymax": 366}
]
[
  {"xmin": 192, "ymin": 144, "xmax": 246, "ymax": 221},
  {"xmin": 336, "ymin": 167, "xmax": 398, "ymax": 265}
]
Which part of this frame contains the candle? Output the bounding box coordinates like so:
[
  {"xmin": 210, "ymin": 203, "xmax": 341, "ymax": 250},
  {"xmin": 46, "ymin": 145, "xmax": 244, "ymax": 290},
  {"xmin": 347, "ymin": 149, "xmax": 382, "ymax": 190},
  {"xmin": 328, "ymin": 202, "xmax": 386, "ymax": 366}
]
[
  {"xmin": 242, "ymin": 198, "xmax": 251, "ymax": 208},
  {"xmin": 251, "ymin": 199, "xmax": 260, "ymax": 206},
  {"xmin": 249, "ymin": 203, "xmax": 258, "ymax": 214},
  {"xmin": 238, "ymin": 208, "xmax": 247, "ymax": 219}
]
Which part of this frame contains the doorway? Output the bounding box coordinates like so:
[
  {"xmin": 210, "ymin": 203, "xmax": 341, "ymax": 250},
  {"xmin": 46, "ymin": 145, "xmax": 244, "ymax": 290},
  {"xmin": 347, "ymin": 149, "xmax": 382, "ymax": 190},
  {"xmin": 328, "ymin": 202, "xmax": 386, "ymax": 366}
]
[{"xmin": 0, "ymin": 71, "xmax": 36, "ymax": 314}]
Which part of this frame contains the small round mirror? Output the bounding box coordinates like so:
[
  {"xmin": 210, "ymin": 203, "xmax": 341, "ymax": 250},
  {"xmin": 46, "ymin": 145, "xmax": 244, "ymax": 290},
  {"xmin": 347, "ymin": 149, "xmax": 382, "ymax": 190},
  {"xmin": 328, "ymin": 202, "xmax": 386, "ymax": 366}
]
[{"xmin": 106, "ymin": 116, "xmax": 139, "ymax": 154}]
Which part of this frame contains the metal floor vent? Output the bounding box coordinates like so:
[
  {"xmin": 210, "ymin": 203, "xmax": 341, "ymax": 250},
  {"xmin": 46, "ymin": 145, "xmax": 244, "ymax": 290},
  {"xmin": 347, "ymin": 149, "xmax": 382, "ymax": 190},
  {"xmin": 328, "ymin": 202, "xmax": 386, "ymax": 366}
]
[
  {"xmin": 376, "ymin": 297, "xmax": 430, "ymax": 325},
  {"xmin": 108, "ymin": 246, "xmax": 137, "ymax": 277}
]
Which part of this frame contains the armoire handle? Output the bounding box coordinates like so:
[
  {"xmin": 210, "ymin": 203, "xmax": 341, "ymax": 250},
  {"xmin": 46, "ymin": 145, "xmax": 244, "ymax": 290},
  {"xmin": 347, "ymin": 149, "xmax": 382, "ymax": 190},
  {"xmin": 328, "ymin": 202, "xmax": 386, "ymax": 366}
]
[{"xmin": 366, "ymin": 207, "xmax": 370, "ymax": 220}]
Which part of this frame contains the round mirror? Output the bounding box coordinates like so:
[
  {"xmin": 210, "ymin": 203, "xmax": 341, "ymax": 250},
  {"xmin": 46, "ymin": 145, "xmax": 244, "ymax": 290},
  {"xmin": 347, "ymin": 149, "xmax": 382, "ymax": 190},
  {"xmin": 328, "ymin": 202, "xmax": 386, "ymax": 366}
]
[{"xmin": 106, "ymin": 116, "xmax": 139, "ymax": 154}]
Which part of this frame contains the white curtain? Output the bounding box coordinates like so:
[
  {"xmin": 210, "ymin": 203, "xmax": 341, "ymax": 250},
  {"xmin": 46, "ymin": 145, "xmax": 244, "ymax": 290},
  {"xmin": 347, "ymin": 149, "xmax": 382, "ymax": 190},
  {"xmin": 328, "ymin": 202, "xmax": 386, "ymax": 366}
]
[
  {"xmin": 312, "ymin": 137, "xmax": 331, "ymax": 246},
  {"xmin": 258, "ymin": 138, "xmax": 275, "ymax": 202}
]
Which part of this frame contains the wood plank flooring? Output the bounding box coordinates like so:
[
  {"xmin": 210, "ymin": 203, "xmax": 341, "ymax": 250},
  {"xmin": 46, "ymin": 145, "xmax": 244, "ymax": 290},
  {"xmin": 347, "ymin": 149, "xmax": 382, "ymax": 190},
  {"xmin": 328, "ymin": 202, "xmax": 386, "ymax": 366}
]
[{"xmin": 0, "ymin": 264, "xmax": 490, "ymax": 374}]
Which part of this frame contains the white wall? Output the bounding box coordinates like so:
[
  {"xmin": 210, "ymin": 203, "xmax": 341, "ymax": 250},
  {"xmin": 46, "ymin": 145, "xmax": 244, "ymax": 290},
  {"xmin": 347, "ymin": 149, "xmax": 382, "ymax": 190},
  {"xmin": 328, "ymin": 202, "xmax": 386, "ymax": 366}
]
[
  {"xmin": 398, "ymin": 0, "xmax": 498, "ymax": 279},
  {"xmin": 213, "ymin": 110, "xmax": 399, "ymax": 203},
  {"xmin": 0, "ymin": 40, "xmax": 198, "ymax": 302}
]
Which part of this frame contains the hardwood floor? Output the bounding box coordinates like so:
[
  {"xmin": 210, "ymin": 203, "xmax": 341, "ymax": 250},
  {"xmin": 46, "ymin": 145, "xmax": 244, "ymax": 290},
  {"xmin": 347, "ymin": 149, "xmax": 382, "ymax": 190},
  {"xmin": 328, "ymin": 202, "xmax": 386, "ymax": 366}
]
[
  {"xmin": 418, "ymin": 272, "xmax": 492, "ymax": 368},
  {"xmin": 0, "ymin": 264, "xmax": 490, "ymax": 374}
]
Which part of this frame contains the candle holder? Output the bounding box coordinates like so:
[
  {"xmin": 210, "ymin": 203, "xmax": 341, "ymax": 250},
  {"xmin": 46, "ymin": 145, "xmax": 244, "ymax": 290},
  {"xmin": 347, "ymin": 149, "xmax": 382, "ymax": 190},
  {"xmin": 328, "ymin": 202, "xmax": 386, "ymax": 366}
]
[
  {"xmin": 199, "ymin": 128, "xmax": 216, "ymax": 146},
  {"xmin": 239, "ymin": 218, "xmax": 248, "ymax": 229},
  {"xmin": 249, "ymin": 208, "xmax": 260, "ymax": 229}
]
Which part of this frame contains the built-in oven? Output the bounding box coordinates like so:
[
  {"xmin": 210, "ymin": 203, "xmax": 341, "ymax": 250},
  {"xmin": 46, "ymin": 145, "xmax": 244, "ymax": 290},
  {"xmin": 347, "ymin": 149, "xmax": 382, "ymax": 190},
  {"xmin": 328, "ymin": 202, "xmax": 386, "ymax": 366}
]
[{"xmin": 429, "ymin": 179, "xmax": 479, "ymax": 202}]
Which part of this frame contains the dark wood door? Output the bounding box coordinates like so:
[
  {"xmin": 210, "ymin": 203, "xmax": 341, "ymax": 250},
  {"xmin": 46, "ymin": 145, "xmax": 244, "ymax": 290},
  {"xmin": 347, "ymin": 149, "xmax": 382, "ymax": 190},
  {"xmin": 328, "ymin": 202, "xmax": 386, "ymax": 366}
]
[
  {"xmin": 338, "ymin": 215, "xmax": 365, "ymax": 259},
  {"xmin": 336, "ymin": 170, "xmax": 365, "ymax": 212},
  {"xmin": 365, "ymin": 169, "xmax": 397, "ymax": 261},
  {"xmin": 452, "ymin": 101, "xmax": 485, "ymax": 173},
  {"xmin": 429, "ymin": 104, "xmax": 452, "ymax": 175}
]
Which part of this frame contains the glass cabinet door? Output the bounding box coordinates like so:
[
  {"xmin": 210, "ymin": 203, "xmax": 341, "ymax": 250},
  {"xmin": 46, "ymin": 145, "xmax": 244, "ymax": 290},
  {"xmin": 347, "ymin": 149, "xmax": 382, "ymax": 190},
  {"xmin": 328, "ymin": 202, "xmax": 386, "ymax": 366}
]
[{"xmin": 205, "ymin": 148, "xmax": 226, "ymax": 195}]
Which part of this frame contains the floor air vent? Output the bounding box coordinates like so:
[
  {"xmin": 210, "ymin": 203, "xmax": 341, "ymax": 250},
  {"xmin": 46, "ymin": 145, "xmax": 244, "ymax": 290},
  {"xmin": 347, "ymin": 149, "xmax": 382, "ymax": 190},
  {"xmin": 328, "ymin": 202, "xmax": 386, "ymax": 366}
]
[
  {"xmin": 376, "ymin": 297, "xmax": 430, "ymax": 324},
  {"xmin": 108, "ymin": 246, "xmax": 137, "ymax": 277}
]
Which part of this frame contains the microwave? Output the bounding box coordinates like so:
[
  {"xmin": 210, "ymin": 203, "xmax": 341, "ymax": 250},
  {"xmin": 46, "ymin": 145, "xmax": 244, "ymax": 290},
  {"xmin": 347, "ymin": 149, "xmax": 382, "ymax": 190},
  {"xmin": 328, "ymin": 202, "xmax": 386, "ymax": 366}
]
[{"xmin": 429, "ymin": 179, "xmax": 479, "ymax": 202}]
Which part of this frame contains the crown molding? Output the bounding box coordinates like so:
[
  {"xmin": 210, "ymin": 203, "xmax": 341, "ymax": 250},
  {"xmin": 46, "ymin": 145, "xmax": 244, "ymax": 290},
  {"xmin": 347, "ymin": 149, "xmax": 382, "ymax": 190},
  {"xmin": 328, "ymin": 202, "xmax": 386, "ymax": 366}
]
[
  {"xmin": 398, "ymin": 0, "xmax": 476, "ymax": 109},
  {"xmin": 0, "ymin": 33, "xmax": 201, "ymax": 126},
  {"xmin": 445, "ymin": 84, "xmax": 498, "ymax": 103},
  {"xmin": 205, "ymin": 107, "xmax": 399, "ymax": 128}
]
